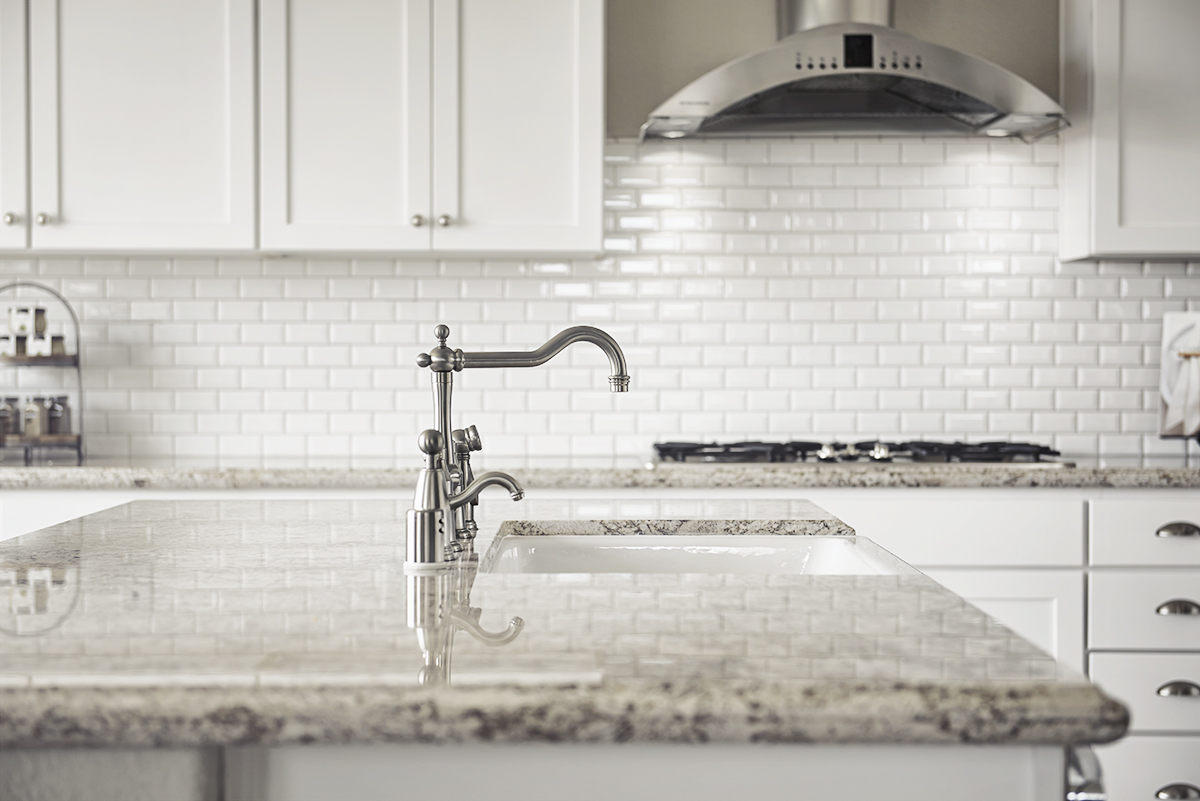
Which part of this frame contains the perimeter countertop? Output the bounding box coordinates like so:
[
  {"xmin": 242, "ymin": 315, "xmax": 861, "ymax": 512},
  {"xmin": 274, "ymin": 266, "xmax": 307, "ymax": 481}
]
[
  {"xmin": 0, "ymin": 498, "xmax": 1127, "ymax": 749},
  {"xmin": 0, "ymin": 459, "xmax": 1197, "ymax": 490}
]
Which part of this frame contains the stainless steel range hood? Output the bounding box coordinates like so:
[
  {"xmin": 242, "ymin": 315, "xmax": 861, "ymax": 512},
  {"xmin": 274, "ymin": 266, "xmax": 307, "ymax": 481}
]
[{"xmin": 640, "ymin": 0, "xmax": 1067, "ymax": 143}]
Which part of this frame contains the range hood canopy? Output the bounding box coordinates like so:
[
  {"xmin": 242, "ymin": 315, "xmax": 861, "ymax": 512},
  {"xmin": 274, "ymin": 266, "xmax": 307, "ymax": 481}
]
[{"xmin": 640, "ymin": 0, "xmax": 1067, "ymax": 143}]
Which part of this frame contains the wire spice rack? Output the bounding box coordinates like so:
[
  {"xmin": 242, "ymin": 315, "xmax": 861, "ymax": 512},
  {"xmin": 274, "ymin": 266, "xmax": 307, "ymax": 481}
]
[{"xmin": 0, "ymin": 281, "xmax": 84, "ymax": 465}]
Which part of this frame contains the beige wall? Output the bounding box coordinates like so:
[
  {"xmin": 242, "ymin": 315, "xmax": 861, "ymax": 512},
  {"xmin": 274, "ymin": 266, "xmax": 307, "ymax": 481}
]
[{"xmin": 606, "ymin": 0, "xmax": 1060, "ymax": 138}]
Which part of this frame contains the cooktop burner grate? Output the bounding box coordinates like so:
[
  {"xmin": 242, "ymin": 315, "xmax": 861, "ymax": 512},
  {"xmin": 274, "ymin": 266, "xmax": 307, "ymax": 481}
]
[{"xmin": 653, "ymin": 440, "xmax": 1064, "ymax": 465}]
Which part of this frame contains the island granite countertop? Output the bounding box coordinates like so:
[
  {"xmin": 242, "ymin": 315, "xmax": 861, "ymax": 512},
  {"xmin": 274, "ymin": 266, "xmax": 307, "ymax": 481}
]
[{"xmin": 0, "ymin": 498, "xmax": 1128, "ymax": 749}]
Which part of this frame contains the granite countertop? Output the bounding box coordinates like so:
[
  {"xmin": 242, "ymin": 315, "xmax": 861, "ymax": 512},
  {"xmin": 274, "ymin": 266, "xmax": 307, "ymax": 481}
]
[
  {"xmin": 0, "ymin": 498, "xmax": 1127, "ymax": 749},
  {"xmin": 0, "ymin": 458, "xmax": 1197, "ymax": 489}
]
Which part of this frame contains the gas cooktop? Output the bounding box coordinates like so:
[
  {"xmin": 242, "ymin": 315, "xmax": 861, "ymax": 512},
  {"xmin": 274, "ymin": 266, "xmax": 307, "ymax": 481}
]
[{"xmin": 653, "ymin": 440, "xmax": 1071, "ymax": 466}]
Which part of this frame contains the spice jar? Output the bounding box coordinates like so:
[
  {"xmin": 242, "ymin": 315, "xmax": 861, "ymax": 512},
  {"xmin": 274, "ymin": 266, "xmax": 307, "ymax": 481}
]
[
  {"xmin": 23, "ymin": 397, "xmax": 45, "ymax": 438},
  {"xmin": 0, "ymin": 396, "xmax": 18, "ymax": 436},
  {"xmin": 47, "ymin": 396, "xmax": 71, "ymax": 435}
]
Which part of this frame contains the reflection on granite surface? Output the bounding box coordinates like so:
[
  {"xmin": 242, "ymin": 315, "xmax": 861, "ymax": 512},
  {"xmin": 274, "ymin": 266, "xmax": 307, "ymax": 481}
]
[
  {"xmin": 0, "ymin": 499, "xmax": 1076, "ymax": 686},
  {"xmin": 0, "ymin": 500, "xmax": 1129, "ymax": 747}
]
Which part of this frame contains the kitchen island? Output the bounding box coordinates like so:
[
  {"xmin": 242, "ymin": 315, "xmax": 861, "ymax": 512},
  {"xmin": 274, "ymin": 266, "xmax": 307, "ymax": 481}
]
[{"xmin": 0, "ymin": 498, "xmax": 1126, "ymax": 801}]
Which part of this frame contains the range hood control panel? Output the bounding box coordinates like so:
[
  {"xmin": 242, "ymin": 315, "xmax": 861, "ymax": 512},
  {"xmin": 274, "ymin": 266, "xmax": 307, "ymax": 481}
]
[{"xmin": 794, "ymin": 34, "xmax": 922, "ymax": 71}]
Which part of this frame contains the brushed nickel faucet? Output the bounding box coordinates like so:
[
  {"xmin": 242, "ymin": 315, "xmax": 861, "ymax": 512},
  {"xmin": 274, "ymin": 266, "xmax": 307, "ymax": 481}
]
[{"xmin": 405, "ymin": 324, "xmax": 630, "ymax": 567}]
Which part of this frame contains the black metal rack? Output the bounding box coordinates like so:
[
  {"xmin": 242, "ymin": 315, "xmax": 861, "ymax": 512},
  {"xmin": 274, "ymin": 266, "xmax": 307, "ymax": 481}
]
[{"xmin": 0, "ymin": 282, "xmax": 84, "ymax": 466}]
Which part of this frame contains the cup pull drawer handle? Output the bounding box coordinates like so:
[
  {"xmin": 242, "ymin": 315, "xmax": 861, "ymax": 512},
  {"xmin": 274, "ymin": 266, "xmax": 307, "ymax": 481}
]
[
  {"xmin": 1157, "ymin": 599, "xmax": 1200, "ymax": 616},
  {"xmin": 1157, "ymin": 521, "xmax": 1200, "ymax": 538},
  {"xmin": 1157, "ymin": 784, "xmax": 1200, "ymax": 800},
  {"xmin": 1156, "ymin": 681, "xmax": 1200, "ymax": 698}
]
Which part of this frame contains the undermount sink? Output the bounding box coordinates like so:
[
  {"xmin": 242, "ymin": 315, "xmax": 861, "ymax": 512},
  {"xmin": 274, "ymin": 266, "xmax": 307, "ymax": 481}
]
[{"xmin": 483, "ymin": 522, "xmax": 912, "ymax": 576}]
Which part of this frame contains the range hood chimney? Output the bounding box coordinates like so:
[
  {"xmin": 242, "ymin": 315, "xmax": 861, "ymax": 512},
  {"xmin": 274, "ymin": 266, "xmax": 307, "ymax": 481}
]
[
  {"xmin": 780, "ymin": 0, "xmax": 892, "ymax": 35},
  {"xmin": 641, "ymin": 0, "xmax": 1066, "ymax": 143}
]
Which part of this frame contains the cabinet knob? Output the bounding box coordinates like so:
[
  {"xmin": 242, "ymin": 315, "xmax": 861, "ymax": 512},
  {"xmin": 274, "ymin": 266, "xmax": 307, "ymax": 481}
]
[
  {"xmin": 1157, "ymin": 599, "xmax": 1200, "ymax": 616},
  {"xmin": 1158, "ymin": 784, "xmax": 1200, "ymax": 800},
  {"xmin": 1156, "ymin": 680, "xmax": 1200, "ymax": 698},
  {"xmin": 35, "ymin": 213, "xmax": 50, "ymax": 226},
  {"xmin": 1157, "ymin": 521, "xmax": 1199, "ymax": 538},
  {"xmin": 437, "ymin": 215, "xmax": 452, "ymax": 227},
  {"xmin": 410, "ymin": 214, "xmax": 426, "ymax": 227},
  {"xmin": 2, "ymin": 212, "xmax": 16, "ymax": 225}
]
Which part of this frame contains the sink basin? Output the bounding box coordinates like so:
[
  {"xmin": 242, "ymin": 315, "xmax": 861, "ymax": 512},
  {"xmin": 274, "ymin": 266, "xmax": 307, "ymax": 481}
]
[{"xmin": 484, "ymin": 534, "xmax": 911, "ymax": 575}]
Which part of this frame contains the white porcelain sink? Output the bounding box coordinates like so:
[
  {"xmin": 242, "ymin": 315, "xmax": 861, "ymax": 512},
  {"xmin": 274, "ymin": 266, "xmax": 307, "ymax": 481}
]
[{"xmin": 485, "ymin": 534, "xmax": 911, "ymax": 575}]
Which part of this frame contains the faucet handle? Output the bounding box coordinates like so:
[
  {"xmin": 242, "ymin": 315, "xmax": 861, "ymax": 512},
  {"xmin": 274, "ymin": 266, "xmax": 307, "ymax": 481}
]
[
  {"xmin": 452, "ymin": 425, "xmax": 483, "ymax": 456},
  {"xmin": 417, "ymin": 324, "xmax": 464, "ymax": 372},
  {"xmin": 417, "ymin": 429, "xmax": 443, "ymax": 467},
  {"xmin": 464, "ymin": 424, "xmax": 482, "ymax": 451}
]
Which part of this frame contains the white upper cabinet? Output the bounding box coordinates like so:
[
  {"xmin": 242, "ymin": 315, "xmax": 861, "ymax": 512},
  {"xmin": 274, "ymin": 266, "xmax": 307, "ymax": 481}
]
[
  {"xmin": 1060, "ymin": 0, "xmax": 1200, "ymax": 260},
  {"xmin": 22, "ymin": 0, "xmax": 255, "ymax": 251},
  {"xmin": 259, "ymin": 0, "xmax": 432, "ymax": 251},
  {"xmin": 260, "ymin": 0, "xmax": 603, "ymax": 254},
  {"xmin": 0, "ymin": 0, "xmax": 27, "ymax": 249}
]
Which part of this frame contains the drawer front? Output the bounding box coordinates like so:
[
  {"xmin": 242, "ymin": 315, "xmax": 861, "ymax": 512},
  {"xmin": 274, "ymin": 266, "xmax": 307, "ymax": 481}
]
[
  {"xmin": 1091, "ymin": 493, "xmax": 1200, "ymax": 567},
  {"xmin": 1095, "ymin": 736, "xmax": 1200, "ymax": 801},
  {"xmin": 1090, "ymin": 571, "xmax": 1200, "ymax": 650},
  {"xmin": 1090, "ymin": 653, "xmax": 1200, "ymax": 733},
  {"xmin": 801, "ymin": 489, "xmax": 1085, "ymax": 567}
]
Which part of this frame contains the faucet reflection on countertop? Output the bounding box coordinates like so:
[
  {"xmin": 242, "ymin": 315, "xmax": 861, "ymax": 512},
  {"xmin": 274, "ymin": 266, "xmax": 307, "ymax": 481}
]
[
  {"xmin": 405, "ymin": 325, "xmax": 630, "ymax": 568},
  {"xmin": 406, "ymin": 556, "xmax": 523, "ymax": 686}
]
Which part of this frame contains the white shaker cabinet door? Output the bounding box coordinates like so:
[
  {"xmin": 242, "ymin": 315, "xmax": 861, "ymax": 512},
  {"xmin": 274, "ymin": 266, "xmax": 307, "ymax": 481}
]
[
  {"xmin": 1061, "ymin": 0, "xmax": 1200, "ymax": 259},
  {"xmin": 431, "ymin": 0, "xmax": 603, "ymax": 253},
  {"xmin": 259, "ymin": 0, "xmax": 433, "ymax": 251},
  {"xmin": 0, "ymin": 0, "xmax": 26, "ymax": 249},
  {"xmin": 27, "ymin": 0, "xmax": 255, "ymax": 250}
]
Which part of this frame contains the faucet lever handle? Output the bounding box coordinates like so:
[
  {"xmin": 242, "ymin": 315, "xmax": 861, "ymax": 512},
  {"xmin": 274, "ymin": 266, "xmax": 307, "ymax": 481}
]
[
  {"xmin": 417, "ymin": 429, "xmax": 443, "ymax": 468},
  {"xmin": 464, "ymin": 424, "xmax": 482, "ymax": 451}
]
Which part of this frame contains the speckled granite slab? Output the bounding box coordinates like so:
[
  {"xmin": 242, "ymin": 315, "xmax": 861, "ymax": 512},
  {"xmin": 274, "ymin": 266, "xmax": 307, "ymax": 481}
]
[
  {"xmin": 0, "ymin": 500, "xmax": 1128, "ymax": 748},
  {"xmin": 494, "ymin": 512, "xmax": 854, "ymax": 538},
  {"xmin": 0, "ymin": 462, "xmax": 1196, "ymax": 489}
]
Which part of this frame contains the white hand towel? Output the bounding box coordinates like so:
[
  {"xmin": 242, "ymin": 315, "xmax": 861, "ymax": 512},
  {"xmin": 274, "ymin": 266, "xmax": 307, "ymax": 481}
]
[{"xmin": 1160, "ymin": 312, "xmax": 1200, "ymax": 438}]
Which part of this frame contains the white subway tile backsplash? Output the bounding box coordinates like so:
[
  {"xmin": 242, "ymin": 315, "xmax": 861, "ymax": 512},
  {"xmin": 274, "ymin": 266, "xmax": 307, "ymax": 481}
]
[{"xmin": 4, "ymin": 136, "xmax": 1195, "ymax": 466}]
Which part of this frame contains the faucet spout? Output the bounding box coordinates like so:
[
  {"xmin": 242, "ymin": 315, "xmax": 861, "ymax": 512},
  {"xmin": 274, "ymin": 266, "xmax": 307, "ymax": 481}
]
[
  {"xmin": 460, "ymin": 326, "xmax": 630, "ymax": 392},
  {"xmin": 450, "ymin": 471, "xmax": 525, "ymax": 509}
]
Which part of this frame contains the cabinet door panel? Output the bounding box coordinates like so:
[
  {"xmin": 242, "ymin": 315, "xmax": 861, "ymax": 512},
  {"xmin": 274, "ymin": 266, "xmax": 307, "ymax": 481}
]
[
  {"xmin": 432, "ymin": 0, "xmax": 602, "ymax": 252},
  {"xmin": 0, "ymin": 0, "xmax": 26, "ymax": 249},
  {"xmin": 28, "ymin": 0, "xmax": 255, "ymax": 250},
  {"xmin": 800, "ymin": 489, "xmax": 1086, "ymax": 567},
  {"xmin": 924, "ymin": 569, "xmax": 1084, "ymax": 674},
  {"xmin": 260, "ymin": 0, "xmax": 432, "ymax": 251},
  {"xmin": 1095, "ymin": 0, "xmax": 1200, "ymax": 246}
]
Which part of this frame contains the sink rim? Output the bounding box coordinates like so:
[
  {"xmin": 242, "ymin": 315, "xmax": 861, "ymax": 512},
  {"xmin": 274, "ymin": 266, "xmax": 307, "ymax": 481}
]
[{"xmin": 481, "ymin": 528, "xmax": 915, "ymax": 576}]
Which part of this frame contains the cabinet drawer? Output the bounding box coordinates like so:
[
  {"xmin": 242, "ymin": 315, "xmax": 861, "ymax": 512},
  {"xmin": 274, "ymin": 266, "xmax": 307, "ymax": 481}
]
[
  {"xmin": 1090, "ymin": 653, "xmax": 1200, "ymax": 733},
  {"xmin": 1091, "ymin": 493, "xmax": 1200, "ymax": 567},
  {"xmin": 1089, "ymin": 571, "xmax": 1200, "ymax": 650},
  {"xmin": 1095, "ymin": 736, "xmax": 1200, "ymax": 801},
  {"xmin": 801, "ymin": 489, "xmax": 1085, "ymax": 567}
]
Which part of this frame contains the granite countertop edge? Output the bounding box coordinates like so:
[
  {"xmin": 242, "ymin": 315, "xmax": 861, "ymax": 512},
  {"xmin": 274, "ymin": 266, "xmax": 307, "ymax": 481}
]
[
  {"xmin": 0, "ymin": 679, "xmax": 1128, "ymax": 749},
  {"xmin": 0, "ymin": 464, "xmax": 1196, "ymax": 490}
]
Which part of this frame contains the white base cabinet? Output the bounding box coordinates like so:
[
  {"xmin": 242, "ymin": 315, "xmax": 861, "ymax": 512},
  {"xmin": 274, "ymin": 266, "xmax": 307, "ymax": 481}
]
[
  {"xmin": 1087, "ymin": 490, "xmax": 1200, "ymax": 797},
  {"xmin": 1, "ymin": 743, "xmax": 1068, "ymax": 801}
]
